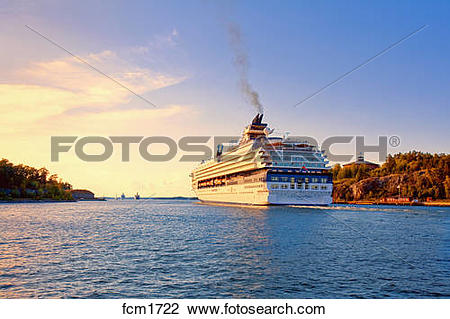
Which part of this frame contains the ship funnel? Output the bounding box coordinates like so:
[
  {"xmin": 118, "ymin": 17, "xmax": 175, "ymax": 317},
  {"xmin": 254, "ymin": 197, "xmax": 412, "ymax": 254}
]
[
  {"xmin": 252, "ymin": 113, "xmax": 260, "ymax": 125},
  {"xmin": 251, "ymin": 113, "xmax": 264, "ymax": 125}
]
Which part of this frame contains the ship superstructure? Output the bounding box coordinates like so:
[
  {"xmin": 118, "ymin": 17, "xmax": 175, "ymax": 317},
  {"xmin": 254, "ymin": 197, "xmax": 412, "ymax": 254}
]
[{"xmin": 191, "ymin": 114, "xmax": 332, "ymax": 205}]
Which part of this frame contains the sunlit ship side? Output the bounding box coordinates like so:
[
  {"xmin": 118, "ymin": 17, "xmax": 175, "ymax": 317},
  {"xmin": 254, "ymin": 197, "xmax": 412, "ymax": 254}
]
[{"xmin": 190, "ymin": 114, "xmax": 332, "ymax": 205}]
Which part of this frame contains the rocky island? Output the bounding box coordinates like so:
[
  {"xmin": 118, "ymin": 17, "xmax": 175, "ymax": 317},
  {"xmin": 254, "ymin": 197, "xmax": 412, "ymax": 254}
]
[{"xmin": 332, "ymin": 151, "xmax": 450, "ymax": 206}]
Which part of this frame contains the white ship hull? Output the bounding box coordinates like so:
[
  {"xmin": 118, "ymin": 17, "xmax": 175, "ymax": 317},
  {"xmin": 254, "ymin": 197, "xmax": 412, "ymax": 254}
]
[{"xmin": 195, "ymin": 182, "xmax": 332, "ymax": 206}]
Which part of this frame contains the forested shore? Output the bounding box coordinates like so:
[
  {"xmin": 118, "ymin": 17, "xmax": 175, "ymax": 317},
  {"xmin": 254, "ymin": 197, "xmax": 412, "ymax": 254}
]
[{"xmin": 0, "ymin": 159, "xmax": 73, "ymax": 201}]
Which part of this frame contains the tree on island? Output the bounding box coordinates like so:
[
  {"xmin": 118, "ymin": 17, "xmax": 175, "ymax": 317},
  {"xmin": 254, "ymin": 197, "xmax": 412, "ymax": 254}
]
[{"xmin": 0, "ymin": 159, "xmax": 73, "ymax": 200}]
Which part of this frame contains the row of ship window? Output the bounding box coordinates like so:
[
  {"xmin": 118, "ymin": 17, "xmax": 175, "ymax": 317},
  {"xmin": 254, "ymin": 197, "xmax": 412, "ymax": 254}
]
[
  {"xmin": 270, "ymin": 176, "xmax": 329, "ymax": 183},
  {"xmin": 198, "ymin": 175, "xmax": 330, "ymax": 189},
  {"xmin": 271, "ymin": 162, "xmax": 326, "ymax": 168},
  {"xmin": 271, "ymin": 183, "xmax": 328, "ymax": 190}
]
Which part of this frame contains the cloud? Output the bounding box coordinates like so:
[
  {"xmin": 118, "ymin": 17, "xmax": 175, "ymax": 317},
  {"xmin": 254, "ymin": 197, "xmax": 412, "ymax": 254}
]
[
  {"xmin": 129, "ymin": 28, "xmax": 180, "ymax": 55},
  {"xmin": 18, "ymin": 50, "xmax": 185, "ymax": 104},
  {"xmin": 0, "ymin": 49, "xmax": 188, "ymax": 134}
]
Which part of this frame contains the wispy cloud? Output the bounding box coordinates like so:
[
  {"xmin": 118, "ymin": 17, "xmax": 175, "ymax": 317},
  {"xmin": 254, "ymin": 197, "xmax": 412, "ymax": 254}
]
[
  {"xmin": 18, "ymin": 49, "xmax": 185, "ymax": 102},
  {"xmin": 129, "ymin": 28, "xmax": 180, "ymax": 55},
  {"xmin": 0, "ymin": 48, "xmax": 188, "ymax": 133}
]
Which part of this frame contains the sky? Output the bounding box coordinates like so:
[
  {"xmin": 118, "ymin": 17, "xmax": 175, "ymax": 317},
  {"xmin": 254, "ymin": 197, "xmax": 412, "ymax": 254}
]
[{"xmin": 0, "ymin": 0, "xmax": 449, "ymax": 197}]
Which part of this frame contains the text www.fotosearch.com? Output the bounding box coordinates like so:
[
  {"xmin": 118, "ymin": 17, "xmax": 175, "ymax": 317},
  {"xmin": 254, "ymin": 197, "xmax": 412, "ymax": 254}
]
[{"xmin": 121, "ymin": 302, "xmax": 325, "ymax": 316}]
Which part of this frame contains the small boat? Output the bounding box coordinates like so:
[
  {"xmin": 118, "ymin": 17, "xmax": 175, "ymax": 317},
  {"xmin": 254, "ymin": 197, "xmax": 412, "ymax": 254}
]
[
  {"xmin": 121, "ymin": 193, "xmax": 126, "ymax": 200},
  {"xmin": 134, "ymin": 192, "xmax": 140, "ymax": 200}
]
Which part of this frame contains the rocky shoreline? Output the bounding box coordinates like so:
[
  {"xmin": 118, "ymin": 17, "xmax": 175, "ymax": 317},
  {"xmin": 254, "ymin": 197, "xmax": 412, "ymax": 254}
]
[{"xmin": 334, "ymin": 200, "xmax": 450, "ymax": 207}]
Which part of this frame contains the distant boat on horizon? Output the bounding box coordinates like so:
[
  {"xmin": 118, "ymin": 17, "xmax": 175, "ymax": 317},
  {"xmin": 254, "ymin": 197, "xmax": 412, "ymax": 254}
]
[
  {"xmin": 121, "ymin": 193, "xmax": 126, "ymax": 200},
  {"xmin": 134, "ymin": 192, "xmax": 140, "ymax": 200}
]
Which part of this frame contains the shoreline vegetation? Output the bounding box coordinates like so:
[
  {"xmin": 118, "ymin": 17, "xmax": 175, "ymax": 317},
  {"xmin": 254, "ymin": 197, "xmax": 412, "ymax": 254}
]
[{"xmin": 0, "ymin": 158, "xmax": 73, "ymax": 201}]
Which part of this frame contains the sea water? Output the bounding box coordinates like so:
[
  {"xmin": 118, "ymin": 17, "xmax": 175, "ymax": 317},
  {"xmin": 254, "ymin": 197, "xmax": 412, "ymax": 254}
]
[{"xmin": 0, "ymin": 200, "xmax": 448, "ymax": 298}]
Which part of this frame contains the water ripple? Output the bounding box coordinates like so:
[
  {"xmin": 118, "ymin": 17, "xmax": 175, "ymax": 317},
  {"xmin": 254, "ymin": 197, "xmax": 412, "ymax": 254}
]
[{"xmin": 0, "ymin": 200, "xmax": 449, "ymax": 298}]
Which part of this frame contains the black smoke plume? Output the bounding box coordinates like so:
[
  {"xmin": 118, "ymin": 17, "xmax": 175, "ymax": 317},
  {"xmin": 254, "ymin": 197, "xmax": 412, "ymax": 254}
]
[{"xmin": 228, "ymin": 23, "xmax": 264, "ymax": 114}]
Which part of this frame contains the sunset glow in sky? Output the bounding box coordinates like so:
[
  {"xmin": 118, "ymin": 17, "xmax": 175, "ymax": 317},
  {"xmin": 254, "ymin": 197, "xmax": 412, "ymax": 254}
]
[{"xmin": 1, "ymin": 0, "xmax": 449, "ymax": 196}]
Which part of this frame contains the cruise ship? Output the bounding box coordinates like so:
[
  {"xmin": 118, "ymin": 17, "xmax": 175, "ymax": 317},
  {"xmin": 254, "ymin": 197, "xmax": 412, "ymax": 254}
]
[{"xmin": 191, "ymin": 114, "xmax": 333, "ymax": 205}]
